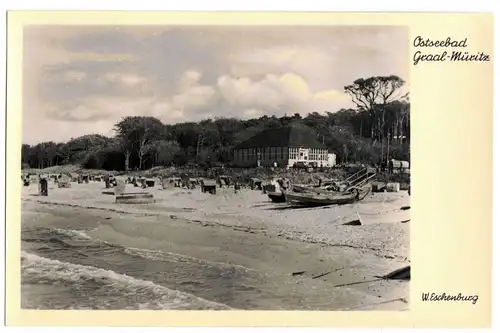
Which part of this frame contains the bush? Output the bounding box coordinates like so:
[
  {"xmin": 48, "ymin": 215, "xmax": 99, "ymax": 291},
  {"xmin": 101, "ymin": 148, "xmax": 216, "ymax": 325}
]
[{"xmin": 82, "ymin": 153, "xmax": 100, "ymax": 169}]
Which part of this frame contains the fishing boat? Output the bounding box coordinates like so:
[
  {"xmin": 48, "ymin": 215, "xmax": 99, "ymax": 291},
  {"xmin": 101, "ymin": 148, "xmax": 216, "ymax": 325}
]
[
  {"xmin": 284, "ymin": 191, "xmax": 358, "ymax": 206},
  {"xmin": 268, "ymin": 191, "xmax": 286, "ymax": 203},
  {"xmin": 284, "ymin": 185, "xmax": 371, "ymax": 207}
]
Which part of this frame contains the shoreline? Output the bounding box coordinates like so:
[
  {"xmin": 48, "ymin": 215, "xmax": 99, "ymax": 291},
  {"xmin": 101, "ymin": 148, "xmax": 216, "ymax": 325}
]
[{"xmin": 21, "ymin": 181, "xmax": 410, "ymax": 310}]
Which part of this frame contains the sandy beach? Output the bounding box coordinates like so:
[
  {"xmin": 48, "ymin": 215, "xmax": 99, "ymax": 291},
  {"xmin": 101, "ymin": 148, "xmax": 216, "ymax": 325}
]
[{"xmin": 21, "ymin": 179, "xmax": 410, "ymax": 310}]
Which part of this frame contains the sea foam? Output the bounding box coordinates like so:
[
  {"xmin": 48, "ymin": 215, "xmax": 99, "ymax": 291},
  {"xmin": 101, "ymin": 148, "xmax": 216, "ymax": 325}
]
[{"xmin": 21, "ymin": 251, "xmax": 232, "ymax": 310}]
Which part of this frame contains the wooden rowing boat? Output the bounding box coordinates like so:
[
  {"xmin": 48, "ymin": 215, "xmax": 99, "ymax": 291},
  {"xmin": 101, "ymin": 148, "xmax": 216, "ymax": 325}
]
[
  {"xmin": 284, "ymin": 185, "xmax": 371, "ymax": 207},
  {"xmin": 283, "ymin": 191, "xmax": 358, "ymax": 206}
]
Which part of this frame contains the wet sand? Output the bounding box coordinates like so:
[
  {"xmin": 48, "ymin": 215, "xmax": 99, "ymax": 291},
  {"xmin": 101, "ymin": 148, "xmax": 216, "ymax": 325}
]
[{"xmin": 21, "ymin": 180, "xmax": 410, "ymax": 310}]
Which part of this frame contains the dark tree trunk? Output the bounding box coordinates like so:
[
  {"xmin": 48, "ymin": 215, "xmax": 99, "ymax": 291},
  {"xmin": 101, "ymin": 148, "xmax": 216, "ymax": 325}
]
[
  {"xmin": 124, "ymin": 150, "xmax": 130, "ymax": 171},
  {"xmin": 139, "ymin": 148, "xmax": 145, "ymax": 170}
]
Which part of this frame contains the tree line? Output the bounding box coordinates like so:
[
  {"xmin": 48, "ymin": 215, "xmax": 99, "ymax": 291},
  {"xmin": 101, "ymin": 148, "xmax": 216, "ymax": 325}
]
[{"xmin": 21, "ymin": 75, "xmax": 410, "ymax": 171}]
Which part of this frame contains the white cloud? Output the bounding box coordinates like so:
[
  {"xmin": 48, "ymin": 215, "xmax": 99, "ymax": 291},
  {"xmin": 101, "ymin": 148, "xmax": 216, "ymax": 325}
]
[
  {"xmin": 80, "ymin": 70, "xmax": 217, "ymax": 125},
  {"xmin": 172, "ymin": 85, "xmax": 215, "ymax": 110},
  {"xmin": 150, "ymin": 101, "xmax": 172, "ymax": 118},
  {"xmin": 55, "ymin": 104, "xmax": 102, "ymax": 121},
  {"xmin": 177, "ymin": 70, "xmax": 202, "ymax": 91},
  {"xmin": 217, "ymin": 72, "xmax": 351, "ymax": 115},
  {"xmin": 49, "ymin": 97, "xmax": 153, "ymax": 122},
  {"xmin": 34, "ymin": 70, "xmax": 354, "ymax": 144},
  {"xmin": 243, "ymin": 108, "xmax": 265, "ymax": 119},
  {"xmin": 312, "ymin": 89, "xmax": 353, "ymax": 111},
  {"xmin": 149, "ymin": 101, "xmax": 186, "ymax": 123},
  {"xmin": 103, "ymin": 72, "xmax": 148, "ymax": 87},
  {"xmin": 63, "ymin": 70, "xmax": 87, "ymax": 81},
  {"xmin": 165, "ymin": 70, "xmax": 216, "ymax": 116},
  {"xmin": 23, "ymin": 26, "xmax": 408, "ymax": 144},
  {"xmin": 228, "ymin": 46, "xmax": 336, "ymax": 91}
]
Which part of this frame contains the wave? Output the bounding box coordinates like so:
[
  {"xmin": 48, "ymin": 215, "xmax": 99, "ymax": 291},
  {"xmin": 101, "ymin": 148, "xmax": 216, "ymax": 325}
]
[
  {"xmin": 24, "ymin": 226, "xmax": 257, "ymax": 273},
  {"xmin": 21, "ymin": 251, "xmax": 232, "ymax": 310},
  {"xmin": 22, "ymin": 226, "xmax": 95, "ymax": 242},
  {"xmin": 53, "ymin": 228, "xmax": 92, "ymax": 240},
  {"xmin": 123, "ymin": 247, "xmax": 256, "ymax": 273}
]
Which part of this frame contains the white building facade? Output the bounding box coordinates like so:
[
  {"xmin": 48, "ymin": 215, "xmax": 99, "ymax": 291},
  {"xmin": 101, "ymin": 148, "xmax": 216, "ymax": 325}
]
[{"xmin": 232, "ymin": 127, "xmax": 336, "ymax": 168}]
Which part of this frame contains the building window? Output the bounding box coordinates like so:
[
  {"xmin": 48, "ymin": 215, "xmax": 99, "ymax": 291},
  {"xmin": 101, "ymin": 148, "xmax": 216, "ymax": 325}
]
[
  {"xmin": 320, "ymin": 150, "xmax": 327, "ymax": 160},
  {"xmin": 289, "ymin": 147, "xmax": 298, "ymax": 160},
  {"xmin": 310, "ymin": 148, "xmax": 317, "ymax": 161}
]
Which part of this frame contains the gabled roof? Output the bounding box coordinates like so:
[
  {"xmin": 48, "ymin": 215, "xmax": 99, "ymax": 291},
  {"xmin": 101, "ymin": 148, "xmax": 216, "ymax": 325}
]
[{"xmin": 234, "ymin": 126, "xmax": 327, "ymax": 149}]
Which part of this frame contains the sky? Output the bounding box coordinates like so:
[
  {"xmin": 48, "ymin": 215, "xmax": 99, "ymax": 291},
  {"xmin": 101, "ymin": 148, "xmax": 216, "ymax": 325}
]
[{"xmin": 22, "ymin": 25, "xmax": 409, "ymax": 145}]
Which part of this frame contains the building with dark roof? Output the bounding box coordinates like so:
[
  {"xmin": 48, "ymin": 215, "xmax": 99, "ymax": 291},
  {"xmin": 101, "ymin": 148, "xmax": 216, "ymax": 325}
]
[{"xmin": 232, "ymin": 126, "xmax": 336, "ymax": 168}]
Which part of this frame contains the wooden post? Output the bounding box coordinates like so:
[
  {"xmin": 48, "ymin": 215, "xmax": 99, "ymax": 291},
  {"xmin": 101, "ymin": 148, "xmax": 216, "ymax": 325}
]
[{"xmin": 386, "ymin": 132, "xmax": 391, "ymax": 166}]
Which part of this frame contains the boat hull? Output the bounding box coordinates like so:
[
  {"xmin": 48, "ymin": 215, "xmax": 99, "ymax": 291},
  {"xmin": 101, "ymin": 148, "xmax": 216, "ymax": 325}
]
[
  {"xmin": 268, "ymin": 192, "xmax": 286, "ymax": 203},
  {"xmin": 292, "ymin": 184, "xmax": 336, "ymax": 195},
  {"xmin": 283, "ymin": 191, "xmax": 357, "ymax": 207}
]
